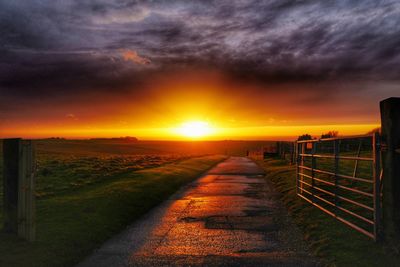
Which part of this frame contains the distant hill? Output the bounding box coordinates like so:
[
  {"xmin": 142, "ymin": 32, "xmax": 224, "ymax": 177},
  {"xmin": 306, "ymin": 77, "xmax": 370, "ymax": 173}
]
[{"xmin": 90, "ymin": 136, "xmax": 138, "ymax": 142}]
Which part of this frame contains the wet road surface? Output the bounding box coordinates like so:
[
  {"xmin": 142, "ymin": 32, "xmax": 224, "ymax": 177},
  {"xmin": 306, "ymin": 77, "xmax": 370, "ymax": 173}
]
[{"xmin": 77, "ymin": 157, "xmax": 318, "ymax": 267}]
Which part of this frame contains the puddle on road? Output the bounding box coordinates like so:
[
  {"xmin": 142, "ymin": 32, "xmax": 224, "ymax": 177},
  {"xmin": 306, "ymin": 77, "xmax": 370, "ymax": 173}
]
[{"xmin": 180, "ymin": 215, "xmax": 278, "ymax": 232}]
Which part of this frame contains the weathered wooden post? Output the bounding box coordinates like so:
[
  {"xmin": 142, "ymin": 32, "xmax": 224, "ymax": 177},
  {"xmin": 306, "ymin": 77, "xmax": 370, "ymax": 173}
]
[
  {"xmin": 373, "ymin": 132, "xmax": 382, "ymax": 241},
  {"xmin": 3, "ymin": 138, "xmax": 36, "ymax": 241},
  {"xmin": 291, "ymin": 142, "xmax": 295, "ymax": 165},
  {"xmin": 275, "ymin": 141, "xmax": 280, "ymax": 157},
  {"xmin": 380, "ymin": 97, "xmax": 400, "ymax": 243}
]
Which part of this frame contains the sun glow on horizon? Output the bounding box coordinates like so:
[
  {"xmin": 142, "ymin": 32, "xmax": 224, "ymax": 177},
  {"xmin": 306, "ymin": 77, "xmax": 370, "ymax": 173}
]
[
  {"xmin": 2, "ymin": 120, "xmax": 379, "ymax": 141},
  {"xmin": 175, "ymin": 121, "xmax": 215, "ymax": 139}
]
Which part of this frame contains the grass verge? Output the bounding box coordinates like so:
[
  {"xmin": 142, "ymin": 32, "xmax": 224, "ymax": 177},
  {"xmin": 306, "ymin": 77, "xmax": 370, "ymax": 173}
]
[
  {"xmin": 0, "ymin": 155, "xmax": 226, "ymax": 267},
  {"xmin": 257, "ymin": 157, "xmax": 400, "ymax": 267}
]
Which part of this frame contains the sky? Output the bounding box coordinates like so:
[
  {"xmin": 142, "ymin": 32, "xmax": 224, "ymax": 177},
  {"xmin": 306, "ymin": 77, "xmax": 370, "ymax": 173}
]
[{"xmin": 1, "ymin": 0, "xmax": 399, "ymax": 140}]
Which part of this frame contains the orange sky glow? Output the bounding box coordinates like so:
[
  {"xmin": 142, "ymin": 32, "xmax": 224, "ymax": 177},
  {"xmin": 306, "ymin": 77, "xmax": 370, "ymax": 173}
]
[
  {"xmin": 1, "ymin": 71, "xmax": 384, "ymax": 141},
  {"xmin": 2, "ymin": 1, "xmax": 400, "ymax": 142}
]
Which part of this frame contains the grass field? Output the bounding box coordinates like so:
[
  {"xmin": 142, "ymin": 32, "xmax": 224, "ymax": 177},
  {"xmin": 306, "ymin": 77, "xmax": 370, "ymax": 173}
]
[
  {"xmin": 0, "ymin": 139, "xmax": 230, "ymax": 267},
  {"xmin": 0, "ymin": 139, "xmax": 273, "ymax": 224},
  {"xmin": 257, "ymin": 157, "xmax": 400, "ymax": 266},
  {"xmin": 34, "ymin": 139, "xmax": 276, "ymax": 156}
]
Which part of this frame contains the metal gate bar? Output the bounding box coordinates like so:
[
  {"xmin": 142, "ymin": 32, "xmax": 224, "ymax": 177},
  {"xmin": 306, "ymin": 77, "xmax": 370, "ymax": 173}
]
[{"xmin": 296, "ymin": 133, "xmax": 381, "ymax": 241}]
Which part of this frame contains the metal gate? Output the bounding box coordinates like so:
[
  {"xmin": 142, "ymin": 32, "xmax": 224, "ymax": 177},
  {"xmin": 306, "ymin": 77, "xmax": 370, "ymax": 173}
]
[{"xmin": 296, "ymin": 133, "xmax": 381, "ymax": 240}]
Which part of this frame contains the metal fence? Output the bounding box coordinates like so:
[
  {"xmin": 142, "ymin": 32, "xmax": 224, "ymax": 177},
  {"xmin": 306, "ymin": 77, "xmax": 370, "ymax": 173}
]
[{"xmin": 296, "ymin": 133, "xmax": 382, "ymax": 240}]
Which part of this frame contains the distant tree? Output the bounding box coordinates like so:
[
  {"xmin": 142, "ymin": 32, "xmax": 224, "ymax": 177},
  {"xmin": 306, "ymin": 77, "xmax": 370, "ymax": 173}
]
[
  {"xmin": 90, "ymin": 136, "xmax": 138, "ymax": 141},
  {"xmin": 321, "ymin": 131, "xmax": 339, "ymax": 139},
  {"xmin": 298, "ymin": 134, "xmax": 313, "ymax": 141},
  {"xmin": 122, "ymin": 136, "xmax": 138, "ymax": 141},
  {"xmin": 367, "ymin": 127, "xmax": 381, "ymax": 134}
]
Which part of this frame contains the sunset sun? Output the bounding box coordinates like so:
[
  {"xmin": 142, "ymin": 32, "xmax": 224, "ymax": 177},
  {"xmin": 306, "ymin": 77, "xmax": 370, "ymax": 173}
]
[{"xmin": 176, "ymin": 121, "xmax": 214, "ymax": 139}]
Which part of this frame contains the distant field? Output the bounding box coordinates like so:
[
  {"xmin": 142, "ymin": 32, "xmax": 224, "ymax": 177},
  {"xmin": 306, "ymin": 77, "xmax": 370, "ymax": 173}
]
[
  {"xmin": 33, "ymin": 139, "xmax": 276, "ymax": 156},
  {"xmin": 0, "ymin": 138, "xmax": 228, "ymax": 267},
  {"xmin": 0, "ymin": 139, "xmax": 274, "ymax": 220}
]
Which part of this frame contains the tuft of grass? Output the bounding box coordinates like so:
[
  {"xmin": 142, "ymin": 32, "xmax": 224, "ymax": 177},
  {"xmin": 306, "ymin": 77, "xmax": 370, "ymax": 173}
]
[
  {"xmin": 0, "ymin": 155, "xmax": 226, "ymax": 267},
  {"xmin": 257, "ymin": 157, "xmax": 400, "ymax": 267}
]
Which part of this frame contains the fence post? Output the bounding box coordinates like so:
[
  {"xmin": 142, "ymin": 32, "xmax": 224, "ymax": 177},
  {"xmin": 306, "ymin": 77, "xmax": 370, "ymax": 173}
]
[
  {"xmin": 291, "ymin": 142, "xmax": 296, "ymax": 165},
  {"xmin": 353, "ymin": 139, "xmax": 362, "ymax": 179},
  {"xmin": 334, "ymin": 139, "xmax": 340, "ymax": 215},
  {"xmin": 311, "ymin": 142, "xmax": 317, "ymax": 203},
  {"xmin": 282, "ymin": 142, "xmax": 286, "ymax": 160},
  {"xmin": 380, "ymin": 97, "xmax": 400, "ymax": 243},
  {"xmin": 3, "ymin": 139, "xmax": 20, "ymax": 233},
  {"xmin": 296, "ymin": 142, "xmax": 300, "ymax": 195},
  {"xmin": 3, "ymin": 139, "xmax": 36, "ymax": 241},
  {"xmin": 300, "ymin": 142, "xmax": 305, "ymax": 194},
  {"xmin": 279, "ymin": 142, "xmax": 281, "ymax": 158},
  {"xmin": 373, "ymin": 132, "xmax": 382, "ymax": 241},
  {"xmin": 277, "ymin": 141, "xmax": 281, "ymax": 158}
]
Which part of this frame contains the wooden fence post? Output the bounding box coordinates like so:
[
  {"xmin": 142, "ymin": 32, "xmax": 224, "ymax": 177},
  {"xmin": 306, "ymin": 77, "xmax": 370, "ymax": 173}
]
[
  {"xmin": 3, "ymin": 138, "xmax": 20, "ymax": 233},
  {"xmin": 291, "ymin": 142, "xmax": 295, "ymax": 165},
  {"xmin": 373, "ymin": 132, "xmax": 382, "ymax": 241},
  {"xmin": 276, "ymin": 141, "xmax": 280, "ymax": 157},
  {"xmin": 3, "ymin": 139, "xmax": 36, "ymax": 241},
  {"xmin": 380, "ymin": 97, "xmax": 400, "ymax": 243}
]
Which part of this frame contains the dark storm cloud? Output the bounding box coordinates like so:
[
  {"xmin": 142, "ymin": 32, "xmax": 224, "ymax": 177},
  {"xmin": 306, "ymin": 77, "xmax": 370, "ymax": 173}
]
[{"xmin": 1, "ymin": 0, "xmax": 400, "ymax": 98}]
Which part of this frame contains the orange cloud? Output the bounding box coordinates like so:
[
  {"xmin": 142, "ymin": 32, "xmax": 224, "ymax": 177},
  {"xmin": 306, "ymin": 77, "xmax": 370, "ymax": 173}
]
[
  {"xmin": 121, "ymin": 49, "xmax": 151, "ymax": 65},
  {"xmin": 65, "ymin": 113, "xmax": 75, "ymax": 118}
]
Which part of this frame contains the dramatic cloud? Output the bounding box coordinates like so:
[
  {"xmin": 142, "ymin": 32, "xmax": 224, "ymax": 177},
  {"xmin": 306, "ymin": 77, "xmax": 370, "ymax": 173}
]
[
  {"xmin": 121, "ymin": 49, "xmax": 151, "ymax": 65},
  {"xmin": 0, "ymin": 0, "xmax": 399, "ymax": 134},
  {"xmin": 2, "ymin": 0, "xmax": 400, "ymax": 90}
]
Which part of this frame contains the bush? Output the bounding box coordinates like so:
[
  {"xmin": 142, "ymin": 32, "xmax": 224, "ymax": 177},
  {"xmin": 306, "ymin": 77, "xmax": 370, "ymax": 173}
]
[
  {"xmin": 321, "ymin": 131, "xmax": 338, "ymax": 139},
  {"xmin": 298, "ymin": 134, "xmax": 313, "ymax": 141}
]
